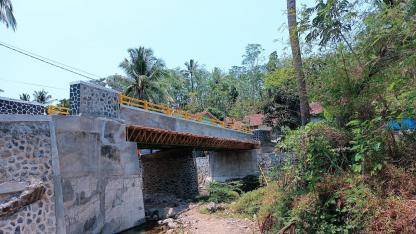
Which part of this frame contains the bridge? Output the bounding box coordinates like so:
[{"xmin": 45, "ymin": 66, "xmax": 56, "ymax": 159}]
[{"xmin": 0, "ymin": 81, "xmax": 264, "ymax": 234}]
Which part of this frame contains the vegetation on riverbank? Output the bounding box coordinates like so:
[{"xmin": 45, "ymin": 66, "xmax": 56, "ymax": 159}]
[{"xmin": 202, "ymin": 1, "xmax": 416, "ymax": 233}]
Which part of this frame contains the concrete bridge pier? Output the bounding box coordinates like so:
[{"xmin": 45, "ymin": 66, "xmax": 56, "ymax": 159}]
[{"xmin": 207, "ymin": 149, "xmax": 258, "ymax": 182}]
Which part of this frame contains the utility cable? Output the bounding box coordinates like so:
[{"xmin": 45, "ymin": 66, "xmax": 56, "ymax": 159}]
[
  {"xmin": 0, "ymin": 41, "xmax": 103, "ymax": 79},
  {"xmin": 0, "ymin": 78, "xmax": 67, "ymax": 91},
  {"xmin": 0, "ymin": 41, "xmax": 101, "ymax": 80}
]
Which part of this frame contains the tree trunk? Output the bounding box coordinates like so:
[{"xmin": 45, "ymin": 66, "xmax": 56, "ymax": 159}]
[{"xmin": 287, "ymin": 0, "xmax": 310, "ymax": 125}]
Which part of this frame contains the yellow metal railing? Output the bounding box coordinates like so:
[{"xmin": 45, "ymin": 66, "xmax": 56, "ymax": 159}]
[
  {"xmin": 119, "ymin": 94, "xmax": 252, "ymax": 134},
  {"xmin": 47, "ymin": 105, "xmax": 70, "ymax": 115}
]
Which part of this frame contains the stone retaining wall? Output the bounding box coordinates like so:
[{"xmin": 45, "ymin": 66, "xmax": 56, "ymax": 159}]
[
  {"xmin": 141, "ymin": 149, "xmax": 198, "ymax": 200},
  {"xmin": 0, "ymin": 119, "xmax": 57, "ymax": 234}
]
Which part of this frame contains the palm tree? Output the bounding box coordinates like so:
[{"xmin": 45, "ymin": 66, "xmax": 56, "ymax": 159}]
[
  {"xmin": 0, "ymin": 0, "xmax": 16, "ymax": 30},
  {"xmin": 184, "ymin": 59, "xmax": 198, "ymax": 92},
  {"xmin": 57, "ymin": 98, "xmax": 69, "ymax": 108},
  {"xmin": 119, "ymin": 47, "xmax": 169, "ymax": 103},
  {"xmin": 33, "ymin": 90, "xmax": 52, "ymax": 104},
  {"xmin": 19, "ymin": 93, "xmax": 30, "ymax": 101},
  {"xmin": 287, "ymin": 0, "xmax": 310, "ymax": 125}
]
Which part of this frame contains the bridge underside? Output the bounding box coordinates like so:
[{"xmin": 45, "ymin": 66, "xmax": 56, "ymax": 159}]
[{"xmin": 126, "ymin": 125, "xmax": 259, "ymax": 150}]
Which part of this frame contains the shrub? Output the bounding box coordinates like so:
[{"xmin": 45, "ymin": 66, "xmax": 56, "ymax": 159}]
[
  {"xmin": 367, "ymin": 198, "xmax": 416, "ymax": 233},
  {"xmin": 288, "ymin": 174, "xmax": 381, "ymax": 233},
  {"xmin": 207, "ymin": 182, "xmax": 240, "ymax": 203},
  {"xmin": 369, "ymin": 164, "xmax": 416, "ymax": 199},
  {"xmin": 231, "ymin": 182, "xmax": 281, "ymax": 218},
  {"xmin": 278, "ymin": 122, "xmax": 350, "ymax": 190}
]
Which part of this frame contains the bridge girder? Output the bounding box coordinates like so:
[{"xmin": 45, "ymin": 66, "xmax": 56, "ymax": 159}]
[{"xmin": 126, "ymin": 125, "xmax": 260, "ymax": 150}]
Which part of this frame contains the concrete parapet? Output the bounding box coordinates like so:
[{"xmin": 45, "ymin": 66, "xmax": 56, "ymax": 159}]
[
  {"xmin": 0, "ymin": 96, "xmax": 46, "ymax": 115},
  {"xmin": 70, "ymin": 81, "xmax": 120, "ymax": 118}
]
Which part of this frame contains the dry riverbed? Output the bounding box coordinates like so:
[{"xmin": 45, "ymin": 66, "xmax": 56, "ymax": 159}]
[{"xmin": 124, "ymin": 203, "xmax": 258, "ymax": 234}]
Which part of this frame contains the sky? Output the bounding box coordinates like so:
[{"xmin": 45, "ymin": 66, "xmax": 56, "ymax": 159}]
[{"xmin": 0, "ymin": 0, "xmax": 313, "ymax": 101}]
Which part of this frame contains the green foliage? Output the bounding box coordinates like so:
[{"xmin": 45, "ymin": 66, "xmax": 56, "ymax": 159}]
[
  {"xmin": 231, "ymin": 183, "xmax": 284, "ymax": 220},
  {"xmin": 347, "ymin": 118, "xmax": 385, "ymax": 174},
  {"xmin": 207, "ymin": 182, "xmax": 240, "ymax": 203},
  {"xmin": 19, "ymin": 93, "xmax": 30, "ymax": 101},
  {"xmin": 119, "ymin": 46, "xmax": 169, "ymax": 104},
  {"xmin": 57, "ymin": 98, "xmax": 69, "ymax": 108},
  {"xmin": 291, "ymin": 175, "xmax": 379, "ymax": 233},
  {"xmin": 278, "ymin": 122, "xmax": 350, "ymax": 189},
  {"xmin": 262, "ymin": 89, "xmax": 301, "ymax": 131},
  {"xmin": 32, "ymin": 90, "xmax": 52, "ymax": 104}
]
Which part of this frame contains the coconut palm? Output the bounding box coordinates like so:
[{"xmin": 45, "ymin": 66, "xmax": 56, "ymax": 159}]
[
  {"xmin": 183, "ymin": 59, "xmax": 199, "ymax": 92},
  {"xmin": 0, "ymin": 0, "xmax": 16, "ymax": 30},
  {"xmin": 119, "ymin": 47, "xmax": 169, "ymax": 103},
  {"xmin": 287, "ymin": 0, "xmax": 310, "ymax": 125},
  {"xmin": 33, "ymin": 90, "xmax": 52, "ymax": 104},
  {"xmin": 19, "ymin": 93, "xmax": 30, "ymax": 101}
]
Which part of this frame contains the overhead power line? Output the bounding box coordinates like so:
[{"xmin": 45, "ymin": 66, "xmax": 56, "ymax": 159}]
[
  {"xmin": 0, "ymin": 78, "xmax": 67, "ymax": 91},
  {"xmin": 0, "ymin": 41, "xmax": 103, "ymax": 80}
]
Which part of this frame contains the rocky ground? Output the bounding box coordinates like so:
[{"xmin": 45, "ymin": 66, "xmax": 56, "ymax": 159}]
[{"xmin": 155, "ymin": 203, "xmax": 258, "ymax": 234}]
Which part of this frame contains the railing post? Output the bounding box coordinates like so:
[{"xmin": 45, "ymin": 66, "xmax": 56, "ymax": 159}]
[{"xmin": 143, "ymin": 101, "xmax": 148, "ymax": 110}]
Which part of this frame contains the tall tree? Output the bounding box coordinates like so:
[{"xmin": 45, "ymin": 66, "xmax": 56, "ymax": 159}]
[
  {"xmin": 19, "ymin": 93, "xmax": 30, "ymax": 101},
  {"xmin": 242, "ymin": 44, "xmax": 265, "ymax": 98},
  {"xmin": 183, "ymin": 59, "xmax": 198, "ymax": 92},
  {"xmin": 0, "ymin": 0, "xmax": 16, "ymax": 30},
  {"xmin": 304, "ymin": 0, "xmax": 357, "ymax": 54},
  {"xmin": 33, "ymin": 90, "xmax": 52, "ymax": 104},
  {"xmin": 119, "ymin": 47, "xmax": 168, "ymax": 103},
  {"xmin": 287, "ymin": 0, "xmax": 310, "ymax": 125}
]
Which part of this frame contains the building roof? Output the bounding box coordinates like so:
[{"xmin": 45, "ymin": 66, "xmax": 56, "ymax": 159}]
[
  {"xmin": 225, "ymin": 117, "xmax": 244, "ymax": 128},
  {"xmin": 309, "ymin": 102, "xmax": 323, "ymax": 115},
  {"xmin": 244, "ymin": 114, "xmax": 264, "ymax": 127}
]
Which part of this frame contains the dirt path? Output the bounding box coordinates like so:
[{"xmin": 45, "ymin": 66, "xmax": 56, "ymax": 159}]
[{"xmin": 175, "ymin": 206, "xmax": 259, "ymax": 234}]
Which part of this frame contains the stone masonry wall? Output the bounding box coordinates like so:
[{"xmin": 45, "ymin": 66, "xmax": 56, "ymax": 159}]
[
  {"xmin": 141, "ymin": 149, "xmax": 198, "ymax": 200},
  {"xmin": 54, "ymin": 116, "xmax": 144, "ymax": 234},
  {"xmin": 0, "ymin": 98, "xmax": 46, "ymax": 115},
  {"xmin": 195, "ymin": 156, "xmax": 209, "ymax": 191},
  {"xmin": 70, "ymin": 81, "xmax": 119, "ymax": 118},
  {"xmin": 0, "ymin": 120, "xmax": 57, "ymax": 234}
]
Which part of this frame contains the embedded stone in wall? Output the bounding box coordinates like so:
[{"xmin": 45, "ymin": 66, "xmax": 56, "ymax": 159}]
[
  {"xmin": 70, "ymin": 81, "xmax": 119, "ymax": 118},
  {"xmin": 0, "ymin": 181, "xmax": 46, "ymax": 217},
  {"xmin": 0, "ymin": 97, "xmax": 46, "ymax": 115},
  {"xmin": 196, "ymin": 156, "xmax": 209, "ymax": 191}
]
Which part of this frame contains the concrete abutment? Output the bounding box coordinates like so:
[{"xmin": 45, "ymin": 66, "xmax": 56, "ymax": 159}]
[{"xmin": 208, "ymin": 149, "xmax": 259, "ymax": 182}]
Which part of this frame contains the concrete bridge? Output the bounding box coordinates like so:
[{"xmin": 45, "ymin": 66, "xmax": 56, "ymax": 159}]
[{"xmin": 0, "ymin": 81, "xmax": 264, "ymax": 234}]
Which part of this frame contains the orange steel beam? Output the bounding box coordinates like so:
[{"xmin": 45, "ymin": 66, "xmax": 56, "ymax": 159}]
[{"xmin": 126, "ymin": 125, "xmax": 260, "ymax": 150}]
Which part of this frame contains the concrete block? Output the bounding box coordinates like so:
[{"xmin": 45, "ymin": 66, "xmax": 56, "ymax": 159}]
[{"xmin": 56, "ymin": 131, "xmax": 100, "ymax": 177}]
